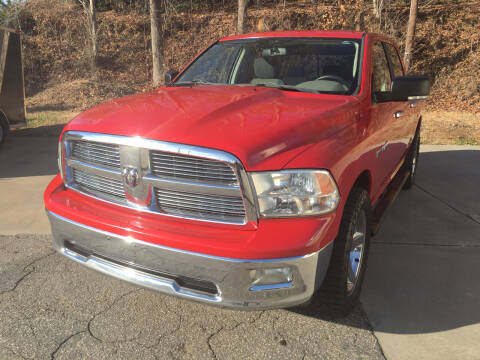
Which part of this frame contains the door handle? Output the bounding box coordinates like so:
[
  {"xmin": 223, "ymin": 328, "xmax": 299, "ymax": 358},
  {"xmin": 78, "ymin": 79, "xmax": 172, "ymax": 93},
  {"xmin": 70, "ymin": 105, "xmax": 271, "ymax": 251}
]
[{"xmin": 393, "ymin": 111, "xmax": 403, "ymax": 118}]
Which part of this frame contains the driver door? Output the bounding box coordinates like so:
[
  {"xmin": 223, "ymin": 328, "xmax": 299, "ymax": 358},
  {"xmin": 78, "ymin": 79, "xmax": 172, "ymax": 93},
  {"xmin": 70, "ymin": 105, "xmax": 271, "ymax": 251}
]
[{"xmin": 370, "ymin": 41, "xmax": 406, "ymax": 189}]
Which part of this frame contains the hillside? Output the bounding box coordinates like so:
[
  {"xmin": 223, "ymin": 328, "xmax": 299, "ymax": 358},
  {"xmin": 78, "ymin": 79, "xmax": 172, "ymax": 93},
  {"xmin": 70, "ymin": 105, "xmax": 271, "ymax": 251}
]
[{"xmin": 16, "ymin": 0, "xmax": 480, "ymax": 143}]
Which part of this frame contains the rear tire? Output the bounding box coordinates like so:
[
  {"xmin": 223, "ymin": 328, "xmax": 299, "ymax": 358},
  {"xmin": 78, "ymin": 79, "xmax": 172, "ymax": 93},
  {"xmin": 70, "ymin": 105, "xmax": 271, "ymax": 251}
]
[
  {"xmin": 0, "ymin": 114, "xmax": 8, "ymax": 147},
  {"xmin": 403, "ymin": 132, "xmax": 420, "ymax": 190},
  {"xmin": 312, "ymin": 187, "xmax": 372, "ymax": 317}
]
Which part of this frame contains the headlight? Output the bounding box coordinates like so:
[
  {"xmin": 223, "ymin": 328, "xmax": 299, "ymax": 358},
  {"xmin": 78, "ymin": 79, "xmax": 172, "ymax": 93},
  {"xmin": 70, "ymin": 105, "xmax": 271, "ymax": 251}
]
[{"xmin": 250, "ymin": 170, "xmax": 340, "ymax": 218}]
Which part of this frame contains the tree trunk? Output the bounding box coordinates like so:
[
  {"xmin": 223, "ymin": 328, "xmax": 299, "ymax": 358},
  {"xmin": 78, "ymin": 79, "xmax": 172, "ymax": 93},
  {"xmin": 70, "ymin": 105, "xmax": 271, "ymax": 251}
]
[
  {"xmin": 89, "ymin": 0, "xmax": 97, "ymax": 64},
  {"xmin": 150, "ymin": 0, "xmax": 164, "ymax": 87},
  {"xmin": 237, "ymin": 0, "xmax": 248, "ymax": 34},
  {"xmin": 404, "ymin": 0, "xmax": 418, "ymax": 73},
  {"xmin": 373, "ymin": 0, "xmax": 384, "ymax": 18}
]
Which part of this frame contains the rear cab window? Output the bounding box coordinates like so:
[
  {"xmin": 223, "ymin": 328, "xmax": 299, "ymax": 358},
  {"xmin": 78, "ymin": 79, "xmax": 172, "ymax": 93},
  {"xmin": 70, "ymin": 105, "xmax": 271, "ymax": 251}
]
[
  {"xmin": 383, "ymin": 43, "xmax": 404, "ymax": 79},
  {"xmin": 372, "ymin": 41, "xmax": 392, "ymax": 93}
]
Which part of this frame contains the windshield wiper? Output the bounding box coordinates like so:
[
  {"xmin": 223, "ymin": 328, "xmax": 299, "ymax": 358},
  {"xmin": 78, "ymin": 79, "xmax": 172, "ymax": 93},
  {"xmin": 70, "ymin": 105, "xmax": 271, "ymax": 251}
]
[
  {"xmin": 253, "ymin": 84, "xmax": 319, "ymax": 94},
  {"xmin": 172, "ymin": 79, "xmax": 216, "ymax": 87}
]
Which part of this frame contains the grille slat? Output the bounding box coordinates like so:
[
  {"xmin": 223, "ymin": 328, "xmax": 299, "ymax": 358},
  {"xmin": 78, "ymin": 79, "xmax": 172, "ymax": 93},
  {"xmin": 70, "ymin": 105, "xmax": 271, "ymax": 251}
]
[
  {"xmin": 150, "ymin": 167, "xmax": 237, "ymax": 181},
  {"xmin": 74, "ymin": 176, "xmax": 124, "ymax": 197},
  {"xmin": 72, "ymin": 154, "xmax": 121, "ymax": 168},
  {"xmin": 73, "ymin": 169, "xmax": 125, "ymax": 202},
  {"xmin": 74, "ymin": 144, "xmax": 120, "ymax": 154},
  {"xmin": 156, "ymin": 190, "xmax": 246, "ymax": 206},
  {"xmin": 151, "ymin": 163, "xmax": 235, "ymax": 174},
  {"xmin": 72, "ymin": 141, "xmax": 121, "ymax": 169},
  {"xmin": 155, "ymin": 188, "xmax": 245, "ymax": 219},
  {"xmin": 150, "ymin": 150, "xmax": 237, "ymax": 185},
  {"xmin": 159, "ymin": 198, "xmax": 245, "ymax": 214},
  {"xmin": 150, "ymin": 155, "xmax": 232, "ymax": 168},
  {"xmin": 160, "ymin": 202, "xmax": 245, "ymax": 216},
  {"xmin": 72, "ymin": 142, "xmax": 120, "ymax": 155}
]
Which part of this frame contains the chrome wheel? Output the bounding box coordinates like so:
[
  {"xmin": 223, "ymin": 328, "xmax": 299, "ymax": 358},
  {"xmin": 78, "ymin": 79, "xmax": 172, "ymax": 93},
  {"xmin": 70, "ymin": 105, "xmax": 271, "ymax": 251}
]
[
  {"xmin": 411, "ymin": 149, "xmax": 417, "ymax": 176},
  {"xmin": 347, "ymin": 209, "xmax": 366, "ymax": 294},
  {"xmin": 410, "ymin": 140, "xmax": 419, "ymax": 179}
]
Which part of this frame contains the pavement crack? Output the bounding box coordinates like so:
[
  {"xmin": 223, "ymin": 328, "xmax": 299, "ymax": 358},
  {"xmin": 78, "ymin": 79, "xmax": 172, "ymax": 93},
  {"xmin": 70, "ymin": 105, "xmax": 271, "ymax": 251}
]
[
  {"xmin": 23, "ymin": 251, "xmax": 56, "ymax": 272},
  {"xmin": 0, "ymin": 251, "xmax": 56, "ymax": 295},
  {"xmin": 414, "ymin": 184, "xmax": 480, "ymax": 225},
  {"xmin": 50, "ymin": 330, "xmax": 87, "ymax": 359},
  {"xmin": 206, "ymin": 325, "xmax": 224, "ymax": 360},
  {"xmin": 0, "ymin": 269, "xmax": 33, "ymax": 295}
]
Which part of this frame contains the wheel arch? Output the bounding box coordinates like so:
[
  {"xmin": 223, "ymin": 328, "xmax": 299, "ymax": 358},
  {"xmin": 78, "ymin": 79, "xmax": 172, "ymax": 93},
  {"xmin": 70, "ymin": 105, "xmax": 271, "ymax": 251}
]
[
  {"xmin": 329, "ymin": 168, "xmax": 373, "ymax": 243},
  {"xmin": 351, "ymin": 170, "xmax": 372, "ymax": 199},
  {"xmin": 339, "ymin": 170, "xmax": 373, "ymax": 207}
]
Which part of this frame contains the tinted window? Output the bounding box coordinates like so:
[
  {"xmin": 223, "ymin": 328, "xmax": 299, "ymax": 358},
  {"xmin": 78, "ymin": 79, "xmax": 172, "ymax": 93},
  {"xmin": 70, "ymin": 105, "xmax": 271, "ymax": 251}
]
[
  {"xmin": 372, "ymin": 42, "xmax": 391, "ymax": 92},
  {"xmin": 384, "ymin": 43, "xmax": 404, "ymax": 78}
]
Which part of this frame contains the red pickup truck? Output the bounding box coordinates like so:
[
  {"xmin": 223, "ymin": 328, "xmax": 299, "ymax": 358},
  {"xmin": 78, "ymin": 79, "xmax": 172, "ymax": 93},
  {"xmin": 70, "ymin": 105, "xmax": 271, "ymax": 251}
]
[{"xmin": 45, "ymin": 31, "xmax": 429, "ymax": 315}]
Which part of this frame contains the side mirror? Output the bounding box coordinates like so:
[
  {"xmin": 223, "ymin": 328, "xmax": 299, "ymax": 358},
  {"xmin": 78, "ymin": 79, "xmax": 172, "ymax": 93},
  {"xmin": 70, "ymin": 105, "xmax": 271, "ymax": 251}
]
[
  {"xmin": 376, "ymin": 75, "xmax": 430, "ymax": 102},
  {"xmin": 165, "ymin": 70, "xmax": 179, "ymax": 84}
]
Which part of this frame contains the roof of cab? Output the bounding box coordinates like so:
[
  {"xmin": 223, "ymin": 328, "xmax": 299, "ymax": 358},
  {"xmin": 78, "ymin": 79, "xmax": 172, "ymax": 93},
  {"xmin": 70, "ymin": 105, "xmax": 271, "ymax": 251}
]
[{"xmin": 220, "ymin": 30, "xmax": 365, "ymax": 42}]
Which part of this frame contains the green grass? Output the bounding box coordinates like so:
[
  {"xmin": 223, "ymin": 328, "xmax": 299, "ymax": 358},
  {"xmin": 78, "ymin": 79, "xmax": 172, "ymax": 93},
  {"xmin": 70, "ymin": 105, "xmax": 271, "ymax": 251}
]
[
  {"xmin": 455, "ymin": 137, "xmax": 480, "ymax": 145},
  {"xmin": 10, "ymin": 110, "xmax": 78, "ymax": 137},
  {"xmin": 25, "ymin": 110, "xmax": 78, "ymax": 129}
]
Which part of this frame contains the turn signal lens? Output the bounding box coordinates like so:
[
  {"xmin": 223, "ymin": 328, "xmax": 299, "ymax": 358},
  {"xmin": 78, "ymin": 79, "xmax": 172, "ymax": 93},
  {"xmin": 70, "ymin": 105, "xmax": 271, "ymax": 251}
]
[{"xmin": 58, "ymin": 140, "xmax": 64, "ymax": 181}]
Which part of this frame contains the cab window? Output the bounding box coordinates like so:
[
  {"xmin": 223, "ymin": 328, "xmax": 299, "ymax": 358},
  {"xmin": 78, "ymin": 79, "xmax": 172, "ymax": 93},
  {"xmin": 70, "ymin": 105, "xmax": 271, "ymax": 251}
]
[{"xmin": 384, "ymin": 43, "xmax": 404, "ymax": 78}]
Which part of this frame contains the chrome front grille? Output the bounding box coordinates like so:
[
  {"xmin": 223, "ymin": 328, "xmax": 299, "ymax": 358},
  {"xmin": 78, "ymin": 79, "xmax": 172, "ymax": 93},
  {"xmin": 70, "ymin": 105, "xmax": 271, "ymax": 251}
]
[
  {"xmin": 155, "ymin": 188, "xmax": 246, "ymax": 223},
  {"xmin": 71, "ymin": 141, "xmax": 121, "ymax": 169},
  {"xmin": 151, "ymin": 151, "xmax": 237, "ymax": 185},
  {"xmin": 62, "ymin": 132, "xmax": 255, "ymax": 225}
]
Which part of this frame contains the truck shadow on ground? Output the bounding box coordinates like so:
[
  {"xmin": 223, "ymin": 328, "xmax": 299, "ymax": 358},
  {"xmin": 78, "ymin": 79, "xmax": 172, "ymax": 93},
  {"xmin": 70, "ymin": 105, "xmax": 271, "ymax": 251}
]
[{"xmin": 295, "ymin": 149, "xmax": 480, "ymax": 336}]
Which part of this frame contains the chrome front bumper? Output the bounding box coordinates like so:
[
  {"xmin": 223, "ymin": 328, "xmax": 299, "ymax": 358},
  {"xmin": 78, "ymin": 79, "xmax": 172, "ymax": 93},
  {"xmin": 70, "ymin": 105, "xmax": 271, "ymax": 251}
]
[{"xmin": 47, "ymin": 211, "xmax": 332, "ymax": 310}]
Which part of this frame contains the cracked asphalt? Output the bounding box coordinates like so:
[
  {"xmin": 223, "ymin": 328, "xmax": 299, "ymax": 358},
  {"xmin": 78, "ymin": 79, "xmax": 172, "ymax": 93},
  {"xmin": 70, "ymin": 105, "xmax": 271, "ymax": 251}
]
[{"xmin": 0, "ymin": 234, "xmax": 384, "ymax": 359}]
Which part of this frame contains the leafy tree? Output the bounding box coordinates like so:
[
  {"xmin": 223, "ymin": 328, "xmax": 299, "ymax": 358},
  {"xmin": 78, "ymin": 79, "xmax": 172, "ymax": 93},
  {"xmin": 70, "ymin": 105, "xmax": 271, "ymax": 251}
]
[{"xmin": 0, "ymin": 0, "xmax": 25, "ymax": 28}]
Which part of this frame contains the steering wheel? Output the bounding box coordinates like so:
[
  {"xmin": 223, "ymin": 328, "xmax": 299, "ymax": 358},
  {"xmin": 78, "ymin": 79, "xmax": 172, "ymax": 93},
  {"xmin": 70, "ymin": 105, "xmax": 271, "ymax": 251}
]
[{"xmin": 315, "ymin": 75, "xmax": 350, "ymax": 88}]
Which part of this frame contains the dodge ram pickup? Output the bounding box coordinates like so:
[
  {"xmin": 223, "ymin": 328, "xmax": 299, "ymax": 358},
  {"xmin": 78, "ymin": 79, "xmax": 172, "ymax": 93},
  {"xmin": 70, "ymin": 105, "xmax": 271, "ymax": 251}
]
[{"xmin": 44, "ymin": 30, "xmax": 429, "ymax": 315}]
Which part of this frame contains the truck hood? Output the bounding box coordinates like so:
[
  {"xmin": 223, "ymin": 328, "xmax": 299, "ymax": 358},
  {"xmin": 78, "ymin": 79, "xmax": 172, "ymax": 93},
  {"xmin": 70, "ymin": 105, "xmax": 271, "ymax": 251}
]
[{"xmin": 64, "ymin": 85, "xmax": 359, "ymax": 170}]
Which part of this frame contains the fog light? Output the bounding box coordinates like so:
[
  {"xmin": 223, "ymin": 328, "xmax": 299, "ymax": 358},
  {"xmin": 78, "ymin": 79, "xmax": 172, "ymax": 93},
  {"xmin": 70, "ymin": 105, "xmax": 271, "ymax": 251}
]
[{"xmin": 250, "ymin": 267, "xmax": 293, "ymax": 290}]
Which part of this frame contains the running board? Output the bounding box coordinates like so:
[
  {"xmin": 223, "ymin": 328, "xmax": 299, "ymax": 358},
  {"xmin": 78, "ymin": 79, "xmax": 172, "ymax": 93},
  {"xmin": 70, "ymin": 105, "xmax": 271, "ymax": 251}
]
[{"xmin": 371, "ymin": 170, "xmax": 410, "ymax": 235}]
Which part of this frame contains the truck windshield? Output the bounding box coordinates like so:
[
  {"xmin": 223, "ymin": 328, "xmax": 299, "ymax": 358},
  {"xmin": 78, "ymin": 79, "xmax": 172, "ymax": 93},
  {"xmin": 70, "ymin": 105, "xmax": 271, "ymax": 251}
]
[{"xmin": 174, "ymin": 38, "xmax": 362, "ymax": 95}]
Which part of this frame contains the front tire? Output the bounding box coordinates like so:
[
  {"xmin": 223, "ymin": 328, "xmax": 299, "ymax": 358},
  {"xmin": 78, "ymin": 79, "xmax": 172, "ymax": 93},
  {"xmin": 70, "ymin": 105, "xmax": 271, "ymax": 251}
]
[{"xmin": 313, "ymin": 187, "xmax": 372, "ymax": 316}]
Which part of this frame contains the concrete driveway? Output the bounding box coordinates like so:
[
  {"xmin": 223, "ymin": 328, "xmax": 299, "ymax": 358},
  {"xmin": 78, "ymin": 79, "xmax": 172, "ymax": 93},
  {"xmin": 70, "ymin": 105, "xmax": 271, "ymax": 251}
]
[
  {"xmin": 361, "ymin": 145, "xmax": 480, "ymax": 360},
  {"xmin": 0, "ymin": 135, "xmax": 479, "ymax": 359}
]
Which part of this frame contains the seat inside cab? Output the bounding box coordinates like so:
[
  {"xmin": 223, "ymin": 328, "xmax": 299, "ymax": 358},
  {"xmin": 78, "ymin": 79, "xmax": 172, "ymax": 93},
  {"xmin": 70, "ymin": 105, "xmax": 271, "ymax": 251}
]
[{"xmin": 231, "ymin": 40, "xmax": 359, "ymax": 93}]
